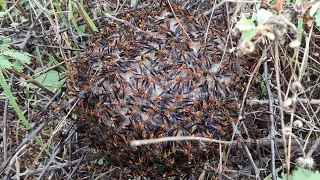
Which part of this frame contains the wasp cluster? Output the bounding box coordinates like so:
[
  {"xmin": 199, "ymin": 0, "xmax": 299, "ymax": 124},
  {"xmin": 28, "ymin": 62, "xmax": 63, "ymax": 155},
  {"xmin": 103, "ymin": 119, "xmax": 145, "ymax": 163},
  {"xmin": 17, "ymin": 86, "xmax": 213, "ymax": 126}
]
[{"xmin": 70, "ymin": 1, "xmax": 244, "ymax": 177}]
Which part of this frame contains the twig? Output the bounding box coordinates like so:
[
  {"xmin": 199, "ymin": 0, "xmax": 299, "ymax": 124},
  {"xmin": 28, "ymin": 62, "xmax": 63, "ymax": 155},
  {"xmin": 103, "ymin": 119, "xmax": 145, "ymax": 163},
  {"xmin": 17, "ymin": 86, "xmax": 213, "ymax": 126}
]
[
  {"xmin": 2, "ymin": 74, "xmax": 14, "ymax": 163},
  {"xmin": 204, "ymin": 0, "xmax": 217, "ymax": 44},
  {"xmin": 7, "ymin": 69, "xmax": 55, "ymax": 97},
  {"xmin": 166, "ymin": 0, "xmax": 193, "ymax": 43},
  {"xmin": 66, "ymin": 153, "xmax": 86, "ymax": 180},
  {"xmin": 263, "ymin": 61, "xmax": 276, "ymax": 180},
  {"xmin": 37, "ymin": 125, "xmax": 76, "ymax": 179},
  {"xmin": 59, "ymin": 48, "xmax": 76, "ymax": 89},
  {"xmin": 226, "ymin": 46, "xmax": 270, "ymax": 168},
  {"xmin": 32, "ymin": 52, "xmax": 83, "ymax": 77},
  {"xmin": 16, "ymin": 0, "xmax": 29, "ymax": 19},
  {"xmin": 130, "ymin": 136, "xmax": 237, "ymax": 146},
  {"xmin": 38, "ymin": 89, "xmax": 63, "ymax": 115},
  {"xmin": 201, "ymin": 0, "xmax": 226, "ymax": 16},
  {"xmin": 0, "ymin": 120, "xmax": 51, "ymax": 175},
  {"xmin": 238, "ymin": 47, "xmax": 270, "ymax": 120},
  {"xmin": 3, "ymin": 144, "xmax": 28, "ymax": 180},
  {"xmin": 273, "ymin": 39, "xmax": 288, "ymax": 179},
  {"xmin": 306, "ymin": 136, "xmax": 320, "ymax": 157},
  {"xmin": 227, "ymin": 160, "xmax": 261, "ymax": 179},
  {"xmin": 12, "ymin": 153, "xmax": 102, "ymax": 178},
  {"xmin": 32, "ymin": 44, "xmax": 85, "ymax": 51},
  {"xmin": 246, "ymin": 98, "xmax": 320, "ymax": 106},
  {"xmin": 15, "ymin": 3, "xmax": 51, "ymax": 50},
  {"xmin": 241, "ymin": 142, "xmax": 260, "ymax": 179},
  {"xmin": 206, "ymin": 164, "xmax": 233, "ymax": 180},
  {"xmin": 103, "ymin": 13, "xmax": 155, "ymax": 37},
  {"xmin": 131, "ymin": 136, "xmax": 304, "ymax": 147},
  {"xmin": 73, "ymin": 0, "xmax": 96, "ymax": 35}
]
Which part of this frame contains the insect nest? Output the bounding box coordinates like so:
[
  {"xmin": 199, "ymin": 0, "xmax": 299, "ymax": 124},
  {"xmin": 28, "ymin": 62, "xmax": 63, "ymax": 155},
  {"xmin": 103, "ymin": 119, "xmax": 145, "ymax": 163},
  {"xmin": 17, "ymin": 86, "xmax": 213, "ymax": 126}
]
[{"xmin": 69, "ymin": 1, "xmax": 244, "ymax": 177}]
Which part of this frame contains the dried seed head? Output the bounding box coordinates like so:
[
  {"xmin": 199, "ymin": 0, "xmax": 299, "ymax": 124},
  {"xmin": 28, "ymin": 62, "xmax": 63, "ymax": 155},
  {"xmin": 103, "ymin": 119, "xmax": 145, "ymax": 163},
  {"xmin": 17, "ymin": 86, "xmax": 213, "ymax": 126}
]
[
  {"xmin": 289, "ymin": 39, "xmax": 301, "ymax": 49},
  {"xmin": 296, "ymin": 156, "xmax": 314, "ymax": 169},
  {"xmin": 238, "ymin": 40, "xmax": 255, "ymax": 54},
  {"xmin": 282, "ymin": 97, "xmax": 296, "ymax": 112},
  {"xmin": 17, "ymin": 77, "xmax": 28, "ymax": 87},
  {"xmin": 283, "ymin": 127, "xmax": 292, "ymax": 137},
  {"xmin": 291, "ymin": 81, "xmax": 303, "ymax": 93},
  {"xmin": 293, "ymin": 120, "xmax": 303, "ymax": 128}
]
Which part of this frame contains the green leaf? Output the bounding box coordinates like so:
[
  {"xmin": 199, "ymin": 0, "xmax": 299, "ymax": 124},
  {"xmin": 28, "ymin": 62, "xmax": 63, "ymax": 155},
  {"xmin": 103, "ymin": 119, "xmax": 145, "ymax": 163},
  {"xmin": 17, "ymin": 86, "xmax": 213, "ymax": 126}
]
[
  {"xmin": 12, "ymin": 61, "xmax": 24, "ymax": 72},
  {"xmin": 0, "ymin": 35, "xmax": 12, "ymax": 43},
  {"xmin": 131, "ymin": 0, "xmax": 137, "ymax": 8},
  {"xmin": 291, "ymin": 169, "xmax": 320, "ymax": 180},
  {"xmin": 0, "ymin": 43, "xmax": 10, "ymax": 50},
  {"xmin": 260, "ymin": 83, "xmax": 267, "ymax": 96},
  {"xmin": 0, "ymin": 11, "xmax": 6, "ymax": 17},
  {"xmin": 32, "ymin": 70, "xmax": 60, "ymax": 91},
  {"xmin": 97, "ymin": 158, "xmax": 104, "ymax": 165},
  {"xmin": 260, "ymin": 74, "xmax": 271, "ymax": 96},
  {"xmin": 0, "ymin": 55, "xmax": 12, "ymax": 69},
  {"xmin": 0, "ymin": 0, "xmax": 6, "ymax": 10},
  {"xmin": 79, "ymin": 24, "xmax": 86, "ymax": 32},
  {"xmin": 236, "ymin": 19, "xmax": 256, "ymax": 31},
  {"xmin": 256, "ymin": 8, "xmax": 273, "ymax": 25},
  {"xmin": 242, "ymin": 29, "xmax": 257, "ymax": 40},
  {"xmin": 315, "ymin": 10, "xmax": 320, "ymax": 27},
  {"xmin": 2, "ymin": 50, "xmax": 31, "ymax": 64}
]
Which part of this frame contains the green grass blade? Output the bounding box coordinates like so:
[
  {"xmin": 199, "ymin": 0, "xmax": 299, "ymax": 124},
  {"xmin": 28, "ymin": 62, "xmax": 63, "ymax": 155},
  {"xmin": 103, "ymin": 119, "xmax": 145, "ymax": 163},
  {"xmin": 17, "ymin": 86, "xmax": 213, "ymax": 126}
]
[
  {"xmin": 69, "ymin": 1, "xmax": 84, "ymax": 34},
  {"xmin": 75, "ymin": 1, "xmax": 98, "ymax": 32},
  {"xmin": 0, "ymin": 69, "xmax": 31, "ymax": 129},
  {"xmin": 54, "ymin": 2, "xmax": 69, "ymax": 28},
  {"xmin": 299, "ymin": 25, "xmax": 313, "ymax": 80},
  {"xmin": 0, "ymin": 70, "xmax": 50, "ymax": 155},
  {"xmin": 290, "ymin": 15, "xmax": 303, "ymax": 62}
]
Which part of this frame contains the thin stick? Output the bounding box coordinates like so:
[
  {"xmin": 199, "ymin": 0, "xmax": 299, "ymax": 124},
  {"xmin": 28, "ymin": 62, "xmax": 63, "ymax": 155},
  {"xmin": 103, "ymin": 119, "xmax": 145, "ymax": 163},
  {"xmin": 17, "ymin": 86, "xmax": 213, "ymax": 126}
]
[
  {"xmin": 2, "ymin": 74, "xmax": 14, "ymax": 163},
  {"xmin": 263, "ymin": 61, "xmax": 276, "ymax": 180},
  {"xmin": 241, "ymin": 142, "xmax": 260, "ymax": 179},
  {"xmin": 103, "ymin": 13, "xmax": 155, "ymax": 36},
  {"xmin": 0, "ymin": 121, "xmax": 50, "ymax": 175},
  {"xmin": 37, "ymin": 126, "xmax": 76, "ymax": 179},
  {"xmin": 238, "ymin": 46, "xmax": 270, "ymax": 119},
  {"xmin": 201, "ymin": 0, "xmax": 226, "ymax": 16},
  {"xmin": 7, "ymin": 69, "xmax": 55, "ymax": 97},
  {"xmin": 12, "ymin": 153, "xmax": 102, "ymax": 178},
  {"xmin": 306, "ymin": 136, "xmax": 320, "ymax": 157},
  {"xmin": 15, "ymin": 3, "xmax": 50, "ymax": 50},
  {"xmin": 225, "ymin": 46, "xmax": 270, "ymax": 166},
  {"xmin": 130, "ymin": 136, "xmax": 237, "ymax": 146},
  {"xmin": 274, "ymin": 40, "xmax": 288, "ymax": 178},
  {"xmin": 166, "ymin": 0, "xmax": 193, "ymax": 43},
  {"xmin": 204, "ymin": 0, "xmax": 217, "ymax": 44},
  {"xmin": 246, "ymin": 98, "xmax": 320, "ymax": 105}
]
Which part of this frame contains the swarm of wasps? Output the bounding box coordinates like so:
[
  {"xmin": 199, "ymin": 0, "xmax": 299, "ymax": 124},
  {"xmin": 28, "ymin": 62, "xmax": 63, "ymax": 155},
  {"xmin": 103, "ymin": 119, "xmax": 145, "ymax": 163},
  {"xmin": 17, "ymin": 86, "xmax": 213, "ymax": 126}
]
[{"xmin": 70, "ymin": 0, "xmax": 244, "ymax": 178}]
